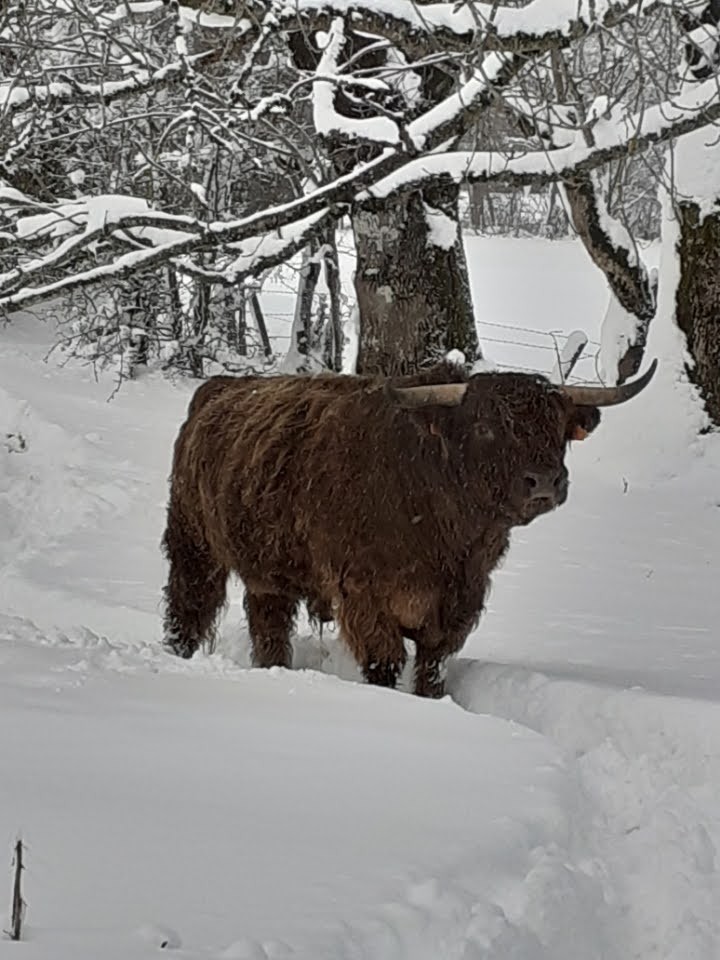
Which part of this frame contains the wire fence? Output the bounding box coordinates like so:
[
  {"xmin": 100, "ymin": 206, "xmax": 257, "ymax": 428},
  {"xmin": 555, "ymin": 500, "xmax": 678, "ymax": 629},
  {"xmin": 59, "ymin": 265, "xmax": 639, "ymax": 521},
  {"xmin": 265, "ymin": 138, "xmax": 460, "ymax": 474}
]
[
  {"xmin": 259, "ymin": 293, "xmax": 603, "ymax": 385},
  {"xmin": 477, "ymin": 319, "xmax": 602, "ymax": 384}
]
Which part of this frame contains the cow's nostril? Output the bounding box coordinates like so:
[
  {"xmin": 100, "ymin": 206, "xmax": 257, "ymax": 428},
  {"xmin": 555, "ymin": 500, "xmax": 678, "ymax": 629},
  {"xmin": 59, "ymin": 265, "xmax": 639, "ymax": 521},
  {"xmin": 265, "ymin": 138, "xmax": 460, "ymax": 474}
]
[{"xmin": 524, "ymin": 470, "xmax": 565, "ymax": 501}]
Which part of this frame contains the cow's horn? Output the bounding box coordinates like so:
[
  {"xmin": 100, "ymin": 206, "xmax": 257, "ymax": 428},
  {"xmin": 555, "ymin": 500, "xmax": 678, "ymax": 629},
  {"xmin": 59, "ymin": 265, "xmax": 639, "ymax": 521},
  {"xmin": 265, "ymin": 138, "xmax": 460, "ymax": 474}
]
[
  {"xmin": 560, "ymin": 358, "xmax": 658, "ymax": 407},
  {"xmin": 392, "ymin": 383, "xmax": 468, "ymax": 408}
]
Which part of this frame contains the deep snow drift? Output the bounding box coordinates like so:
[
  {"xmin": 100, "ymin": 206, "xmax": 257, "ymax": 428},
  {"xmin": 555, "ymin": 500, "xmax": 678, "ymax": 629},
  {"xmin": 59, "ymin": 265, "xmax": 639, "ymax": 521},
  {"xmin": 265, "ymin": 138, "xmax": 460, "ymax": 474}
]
[{"xmin": 1, "ymin": 236, "xmax": 719, "ymax": 960}]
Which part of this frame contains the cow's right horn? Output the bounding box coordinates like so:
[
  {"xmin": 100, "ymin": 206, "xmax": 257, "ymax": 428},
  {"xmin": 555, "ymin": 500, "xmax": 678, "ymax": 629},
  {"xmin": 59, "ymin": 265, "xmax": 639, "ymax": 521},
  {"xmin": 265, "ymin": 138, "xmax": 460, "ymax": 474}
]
[
  {"xmin": 560, "ymin": 359, "xmax": 658, "ymax": 407},
  {"xmin": 392, "ymin": 383, "xmax": 468, "ymax": 408}
]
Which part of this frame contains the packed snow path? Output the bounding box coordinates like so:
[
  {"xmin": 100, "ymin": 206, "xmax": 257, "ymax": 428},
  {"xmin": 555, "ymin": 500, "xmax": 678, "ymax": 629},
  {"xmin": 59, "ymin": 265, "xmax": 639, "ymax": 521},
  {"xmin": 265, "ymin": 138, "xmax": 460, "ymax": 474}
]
[{"xmin": 2, "ymin": 239, "xmax": 720, "ymax": 959}]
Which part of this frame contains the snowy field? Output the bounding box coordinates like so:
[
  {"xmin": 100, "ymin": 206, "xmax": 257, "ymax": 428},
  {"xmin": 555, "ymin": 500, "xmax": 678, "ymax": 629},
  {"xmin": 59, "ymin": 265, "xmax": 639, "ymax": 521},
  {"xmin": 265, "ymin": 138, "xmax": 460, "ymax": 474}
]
[{"xmin": 1, "ymin": 235, "xmax": 719, "ymax": 960}]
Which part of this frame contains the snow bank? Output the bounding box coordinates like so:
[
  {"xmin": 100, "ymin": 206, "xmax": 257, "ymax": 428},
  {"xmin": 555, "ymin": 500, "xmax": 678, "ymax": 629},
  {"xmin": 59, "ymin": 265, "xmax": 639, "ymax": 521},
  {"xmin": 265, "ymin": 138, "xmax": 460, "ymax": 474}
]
[
  {"xmin": 0, "ymin": 614, "xmax": 599, "ymax": 960},
  {"xmin": 0, "ymin": 386, "xmax": 122, "ymax": 565},
  {"xmin": 451, "ymin": 661, "xmax": 720, "ymax": 960}
]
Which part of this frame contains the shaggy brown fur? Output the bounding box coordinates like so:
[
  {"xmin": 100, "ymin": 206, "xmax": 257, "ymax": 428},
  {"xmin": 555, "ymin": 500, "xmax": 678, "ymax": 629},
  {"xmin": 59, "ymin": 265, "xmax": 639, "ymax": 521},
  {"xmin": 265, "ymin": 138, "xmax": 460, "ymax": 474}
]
[{"xmin": 161, "ymin": 363, "xmax": 601, "ymax": 697}]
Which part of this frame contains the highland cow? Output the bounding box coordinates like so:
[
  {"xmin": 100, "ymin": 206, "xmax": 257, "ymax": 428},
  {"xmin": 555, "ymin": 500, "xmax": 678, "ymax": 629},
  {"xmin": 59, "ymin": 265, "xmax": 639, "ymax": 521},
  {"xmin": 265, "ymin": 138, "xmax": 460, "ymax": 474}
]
[{"xmin": 161, "ymin": 359, "xmax": 656, "ymax": 697}]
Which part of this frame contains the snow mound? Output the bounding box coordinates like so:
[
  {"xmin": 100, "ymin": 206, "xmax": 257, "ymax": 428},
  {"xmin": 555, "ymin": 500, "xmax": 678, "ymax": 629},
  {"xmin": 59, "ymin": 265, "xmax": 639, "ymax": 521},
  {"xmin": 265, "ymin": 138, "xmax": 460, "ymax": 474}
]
[
  {"xmin": 0, "ymin": 387, "xmax": 135, "ymax": 564},
  {"xmin": 0, "ymin": 614, "xmax": 609, "ymax": 960},
  {"xmin": 451, "ymin": 661, "xmax": 720, "ymax": 960}
]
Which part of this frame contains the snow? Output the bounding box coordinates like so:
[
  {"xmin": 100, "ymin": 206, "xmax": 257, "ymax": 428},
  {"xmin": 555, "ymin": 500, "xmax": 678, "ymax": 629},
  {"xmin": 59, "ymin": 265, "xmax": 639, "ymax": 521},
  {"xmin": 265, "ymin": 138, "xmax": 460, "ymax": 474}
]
[
  {"xmin": 384, "ymin": 45, "xmax": 422, "ymax": 107},
  {"xmin": 597, "ymin": 264, "xmax": 658, "ymax": 386},
  {"xmin": 0, "ymin": 149, "xmax": 395, "ymax": 310},
  {"xmin": 189, "ymin": 181, "xmax": 209, "ymax": 206},
  {"xmin": 408, "ymin": 54, "xmax": 511, "ymax": 150},
  {"xmin": 11, "ymin": 195, "xmax": 197, "ymax": 245},
  {"xmin": 178, "ymin": 5, "xmax": 252, "ymax": 29},
  {"xmin": 107, "ymin": 0, "xmax": 164, "ymax": 17},
  {"xmin": 0, "ymin": 621, "xmax": 576, "ymax": 960},
  {"xmin": 0, "ymin": 62, "xmax": 194, "ymax": 113},
  {"xmin": 7, "ymin": 47, "xmax": 716, "ymax": 314},
  {"xmin": 276, "ymin": 0, "xmax": 630, "ymax": 42},
  {"xmin": 224, "ymin": 210, "xmax": 331, "ymax": 279},
  {"xmin": 1, "ymin": 237, "xmax": 720, "ymax": 960},
  {"xmin": 313, "ymin": 19, "xmax": 400, "ymax": 145},
  {"xmin": 598, "ymin": 292, "xmax": 636, "ymax": 383},
  {"xmin": 364, "ymin": 73, "xmax": 720, "ymax": 200},
  {"xmin": 423, "ymin": 203, "xmax": 458, "ymax": 248},
  {"xmin": 587, "ymin": 180, "xmax": 644, "ymax": 271}
]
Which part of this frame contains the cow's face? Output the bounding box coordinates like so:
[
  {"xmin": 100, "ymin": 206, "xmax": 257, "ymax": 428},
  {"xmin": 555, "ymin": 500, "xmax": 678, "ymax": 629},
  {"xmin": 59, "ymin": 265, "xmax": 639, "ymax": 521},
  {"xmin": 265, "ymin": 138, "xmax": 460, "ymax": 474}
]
[
  {"xmin": 392, "ymin": 360, "xmax": 656, "ymax": 526},
  {"xmin": 503, "ymin": 389, "xmax": 601, "ymax": 525},
  {"xmin": 460, "ymin": 374, "xmax": 602, "ymax": 526}
]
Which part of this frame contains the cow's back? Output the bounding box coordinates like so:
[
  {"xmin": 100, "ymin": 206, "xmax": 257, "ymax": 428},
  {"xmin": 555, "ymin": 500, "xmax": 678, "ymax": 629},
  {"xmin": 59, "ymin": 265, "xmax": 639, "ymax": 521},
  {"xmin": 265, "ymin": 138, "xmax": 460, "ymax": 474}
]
[{"xmin": 169, "ymin": 368, "xmax": 499, "ymax": 613}]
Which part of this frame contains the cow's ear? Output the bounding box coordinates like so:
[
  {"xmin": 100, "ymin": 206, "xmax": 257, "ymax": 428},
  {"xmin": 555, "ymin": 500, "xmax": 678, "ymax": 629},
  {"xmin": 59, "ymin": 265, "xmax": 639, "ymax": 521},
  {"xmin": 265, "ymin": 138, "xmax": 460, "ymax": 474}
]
[{"xmin": 567, "ymin": 405, "xmax": 601, "ymax": 441}]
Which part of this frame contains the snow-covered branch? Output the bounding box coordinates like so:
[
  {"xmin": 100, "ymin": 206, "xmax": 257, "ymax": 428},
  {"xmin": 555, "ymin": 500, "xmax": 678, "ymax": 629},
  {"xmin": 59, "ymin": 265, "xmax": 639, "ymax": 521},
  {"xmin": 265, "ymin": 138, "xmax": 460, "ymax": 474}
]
[
  {"xmin": 4, "ymin": 66, "xmax": 720, "ymax": 312},
  {"xmin": 0, "ymin": 203, "xmax": 336, "ymax": 310},
  {"xmin": 562, "ymin": 173, "xmax": 655, "ymax": 318},
  {"xmin": 364, "ymin": 75, "xmax": 720, "ymax": 197},
  {"xmin": 180, "ymin": 0, "xmax": 664, "ymax": 55},
  {"xmin": 312, "ymin": 18, "xmax": 400, "ymax": 145},
  {"xmin": 408, "ymin": 53, "xmax": 519, "ymax": 150},
  {"xmin": 0, "ymin": 54, "xmax": 214, "ymax": 117},
  {"xmin": 0, "ymin": 194, "xmax": 206, "ymax": 298}
]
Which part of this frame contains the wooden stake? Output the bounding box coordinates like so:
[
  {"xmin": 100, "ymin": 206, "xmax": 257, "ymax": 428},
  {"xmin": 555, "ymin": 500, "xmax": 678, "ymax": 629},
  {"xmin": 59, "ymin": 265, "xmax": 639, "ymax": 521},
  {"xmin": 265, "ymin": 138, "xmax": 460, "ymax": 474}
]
[{"xmin": 8, "ymin": 839, "xmax": 24, "ymax": 941}]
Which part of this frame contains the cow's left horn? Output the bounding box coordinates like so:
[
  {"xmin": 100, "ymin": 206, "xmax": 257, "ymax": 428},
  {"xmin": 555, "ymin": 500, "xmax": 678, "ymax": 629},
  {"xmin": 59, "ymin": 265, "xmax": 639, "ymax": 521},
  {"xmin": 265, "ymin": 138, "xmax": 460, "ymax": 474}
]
[
  {"xmin": 391, "ymin": 383, "xmax": 468, "ymax": 407},
  {"xmin": 560, "ymin": 359, "xmax": 658, "ymax": 407}
]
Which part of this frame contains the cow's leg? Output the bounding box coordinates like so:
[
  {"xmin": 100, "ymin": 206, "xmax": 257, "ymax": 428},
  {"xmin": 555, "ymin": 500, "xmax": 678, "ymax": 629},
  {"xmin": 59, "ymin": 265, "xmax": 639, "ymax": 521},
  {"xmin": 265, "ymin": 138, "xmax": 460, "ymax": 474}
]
[
  {"xmin": 413, "ymin": 617, "xmax": 476, "ymax": 698},
  {"xmin": 338, "ymin": 600, "xmax": 406, "ymax": 689},
  {"xmin": 244, "ymin": 590, "xmax": 297, "ymax": 669},
  {"xmin": 161, "ymin": 515, "xmax": 228, "ymax": 659},
  {"xmin": 413, "ymin": 650, "xmax": 445, "ymax": 699},
  {"xmin": 413, "ymin": 649, "xmax": 451, "ymax": 699}
]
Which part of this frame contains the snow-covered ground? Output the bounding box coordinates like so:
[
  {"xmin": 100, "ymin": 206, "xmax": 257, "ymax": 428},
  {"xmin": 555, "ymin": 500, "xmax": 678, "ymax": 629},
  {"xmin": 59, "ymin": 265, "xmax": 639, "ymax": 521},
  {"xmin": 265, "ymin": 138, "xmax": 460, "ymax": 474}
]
[{"xmin": 1, "ymin": 236, "xmax": 719, "ymax": 960}]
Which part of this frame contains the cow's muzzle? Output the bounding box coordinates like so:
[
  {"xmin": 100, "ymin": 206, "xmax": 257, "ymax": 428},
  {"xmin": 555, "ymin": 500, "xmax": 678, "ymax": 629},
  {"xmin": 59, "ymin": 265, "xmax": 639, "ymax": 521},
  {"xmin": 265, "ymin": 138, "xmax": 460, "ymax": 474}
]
[{"xmin": 523, "ymin": 465, "xmax": 568, "ymax": 506}]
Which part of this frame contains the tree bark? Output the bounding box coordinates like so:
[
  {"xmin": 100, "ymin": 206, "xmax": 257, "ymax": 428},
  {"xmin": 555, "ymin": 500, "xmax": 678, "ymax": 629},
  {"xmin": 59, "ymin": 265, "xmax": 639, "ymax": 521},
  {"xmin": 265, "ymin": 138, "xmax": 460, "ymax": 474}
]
[
  {"xmin": 670, "ymin": 0, "xmax": 720, "ymax": 424},
  {"xmin": 323, "ymin": 228, "xmax": 344, "ymax": 372},
  {"xmin": 675, "ymin": 202, "xmax": 720, "ymax": 425},
  {"xmin": 564, "ymin": 175, "xmax": 655, "ymax": 322},
  {"xmin": 353, "ymin": 180, "xmax": 478, "ymax": 376}
]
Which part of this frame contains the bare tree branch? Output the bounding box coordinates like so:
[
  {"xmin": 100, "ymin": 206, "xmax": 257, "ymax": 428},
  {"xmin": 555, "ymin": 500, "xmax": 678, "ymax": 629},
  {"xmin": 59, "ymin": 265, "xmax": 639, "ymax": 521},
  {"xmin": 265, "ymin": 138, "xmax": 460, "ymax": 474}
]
[
  {"xmin": 179, "ymin": 0, "xmax": 666, "ymax": 56},
  {"xmin": 0, "ymin": 209, "xmax": 337, "ymax": 310},
  {"xmin": 4, "ymin": 66, "xmax": 720, "ymax": 312},
  {"xmin": 0, "ymin": 54, "xmax": 215, "ymax": 117},
  {"xmin": 365, "ymin": 77, "xmax": 720, "ymax": 196}
]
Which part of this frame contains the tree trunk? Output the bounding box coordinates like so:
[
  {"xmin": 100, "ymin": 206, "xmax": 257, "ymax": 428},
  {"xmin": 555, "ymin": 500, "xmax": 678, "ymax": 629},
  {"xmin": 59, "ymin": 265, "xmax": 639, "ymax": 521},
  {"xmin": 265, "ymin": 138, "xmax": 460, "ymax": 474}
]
[
  {"xmin": 563, "ymin": 173, "xmax": 656, "ymax": 382},
  {"xmin": 675, "ymin": 202, "xmax": 720, "ymax": 425},
  {"xmin": 353, "ymin": 180, "xmax": 478, "ymax": 376},
  {"xmin": 283, "ymin": 243, "xmax": 322, "ymax": 372},
  {"xmin": 670, "ymin": 0, "xmax": 720, "ymax": 424},
  {"xmin": 323, "ymin": 228, "xmax": 344, "ymax": 372},
  {"xmin": 288, "ymin": 28, "xmax": 478, "ymax": 379}
]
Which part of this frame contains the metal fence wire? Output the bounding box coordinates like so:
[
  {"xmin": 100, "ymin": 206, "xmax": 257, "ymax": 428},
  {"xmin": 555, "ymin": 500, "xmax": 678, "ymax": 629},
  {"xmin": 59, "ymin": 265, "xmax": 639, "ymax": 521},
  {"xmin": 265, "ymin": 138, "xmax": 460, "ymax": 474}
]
[{"xmin": 262, "ymin": 294, "xmax": 601, "ymax": 386}]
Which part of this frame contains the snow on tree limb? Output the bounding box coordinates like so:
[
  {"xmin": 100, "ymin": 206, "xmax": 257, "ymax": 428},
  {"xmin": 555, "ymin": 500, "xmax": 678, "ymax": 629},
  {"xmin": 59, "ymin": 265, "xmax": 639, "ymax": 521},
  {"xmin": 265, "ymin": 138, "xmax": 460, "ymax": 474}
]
[
  {"xmin": 408, "ymin": 53, "xmax": 519, "ymax": 150},
  {"xmin": 179, "ymin": 0, "xmax": 664, "ymax": 54},
  {"xmin": 561, "ymin": 174, "xmax": 656, "ymax": 321},
  {"xmin": 4, "ymin": 4, "xmax": 720, "ymax": 318},
  {"xmin": 0, "ymin": 142, "xmax": 402, "ymax": 307},
  {"xmin": 313, "ymin": 18, "xmax": 400, "ymax": 145},
  {"xmin": 3, "ymin": 69, "xmax": 720, "ymax": 310},
  {"xmin": 0, "ymin": 54, "xmax": 214, "ymax": 116},
  {"xmin": 364, "ymin": 75, "xmax": 720, "ymax": 197},
  {"xmin": 0, "ymin": 195, "xmax": 206, "ymax": 298},
  {"xmin": 0, "ymin": 208, "xmax": 335, "ymax": 310}
]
